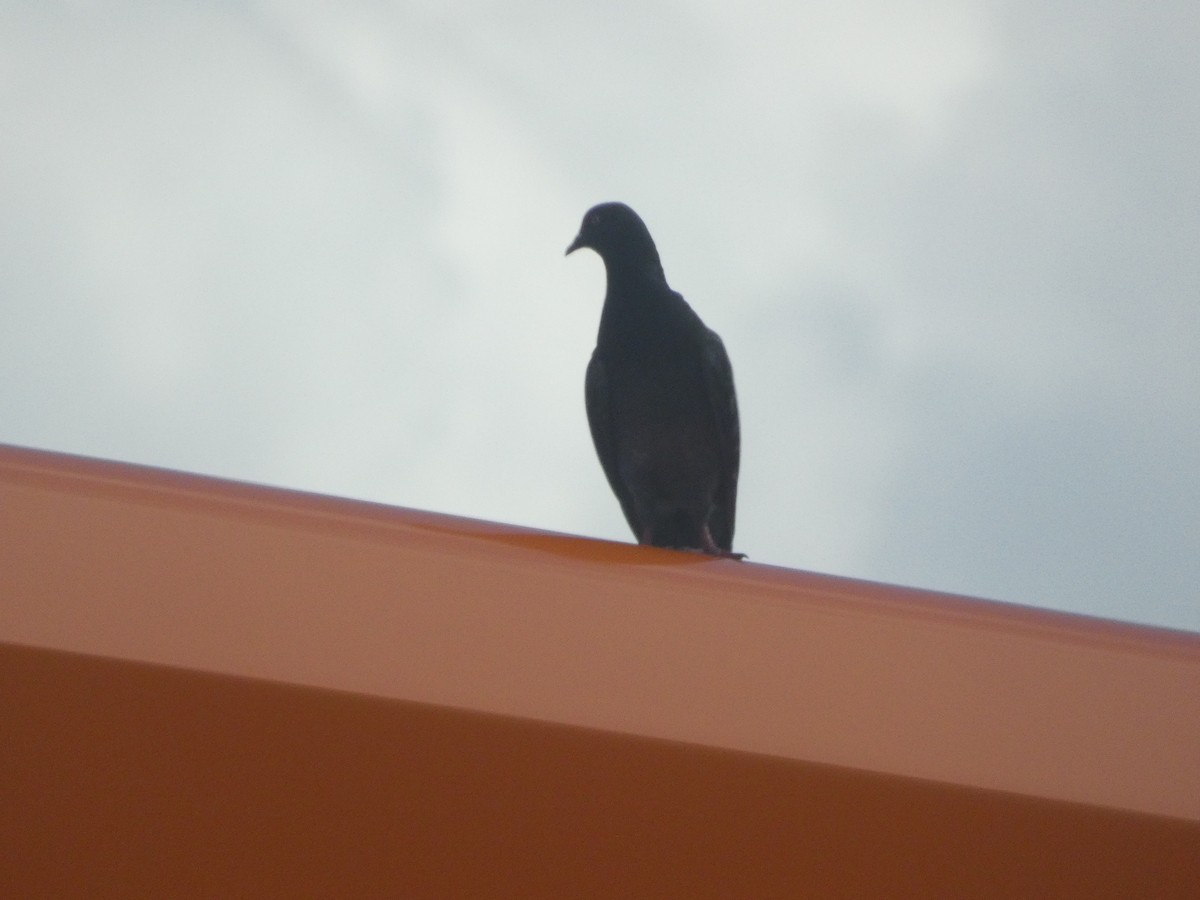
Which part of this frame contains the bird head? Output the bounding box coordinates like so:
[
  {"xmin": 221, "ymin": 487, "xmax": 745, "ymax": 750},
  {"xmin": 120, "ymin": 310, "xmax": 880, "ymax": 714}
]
[{"xmin": 566, "ymin": 202, "xmax": 660, "ymax": 266}]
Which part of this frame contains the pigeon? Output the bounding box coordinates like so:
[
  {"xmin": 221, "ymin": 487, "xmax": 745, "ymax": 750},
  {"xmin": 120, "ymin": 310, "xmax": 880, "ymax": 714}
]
[{"xmin": 566, "ymin": 202, "xmax": 742, "ymax": 558}]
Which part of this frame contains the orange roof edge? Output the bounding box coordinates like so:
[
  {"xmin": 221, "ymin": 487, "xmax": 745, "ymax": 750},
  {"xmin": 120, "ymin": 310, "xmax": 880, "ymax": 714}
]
[{"xmin": 3, "ymin": 442, "xmax": 1199, "ymax": 895}]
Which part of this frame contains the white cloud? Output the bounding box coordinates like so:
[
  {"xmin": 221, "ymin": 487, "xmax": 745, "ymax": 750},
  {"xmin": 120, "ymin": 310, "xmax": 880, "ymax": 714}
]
[{"xmin": 1, "ymin": 1, "xmax": 1196, "ymax": 630}]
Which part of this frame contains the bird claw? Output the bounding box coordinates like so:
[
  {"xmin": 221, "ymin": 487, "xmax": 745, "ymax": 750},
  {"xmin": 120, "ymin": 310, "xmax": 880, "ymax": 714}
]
[
  {"xmin": 703, "ymin": 547, "xmax": 746, "ymax": 561},
  {"xmin": 642, "ymin": 537, "xmax": 747, "ymax": 560}
]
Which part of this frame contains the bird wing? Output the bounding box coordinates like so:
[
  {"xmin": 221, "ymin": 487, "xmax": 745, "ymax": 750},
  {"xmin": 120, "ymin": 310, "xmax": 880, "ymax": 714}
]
[
  {"xmin": 585, "ymin": 350, "xmax": 643, "ymax": 539},
  {"xmin": 700, "ymin": 327, "xmax": 740, "ymax": 551}
]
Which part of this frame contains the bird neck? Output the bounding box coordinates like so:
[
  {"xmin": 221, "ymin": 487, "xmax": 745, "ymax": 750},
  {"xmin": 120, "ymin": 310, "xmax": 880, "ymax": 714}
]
[
  {"xmin": 597, "ymin": 258, "xmax": 682, "ymax": 345},
  {"xmin": 602, "ymin": 251, "xmax": 667, "ymax": 293}
]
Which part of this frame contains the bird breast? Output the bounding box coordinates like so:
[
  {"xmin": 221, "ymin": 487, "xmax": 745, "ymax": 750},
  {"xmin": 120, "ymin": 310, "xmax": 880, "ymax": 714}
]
[{"xmin": 607, "ymin": 352, "xmax": 721, "ymax": 504}]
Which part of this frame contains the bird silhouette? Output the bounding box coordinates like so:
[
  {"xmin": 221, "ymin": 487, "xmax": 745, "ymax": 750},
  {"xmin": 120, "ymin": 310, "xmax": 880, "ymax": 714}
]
[{"xmin": 567, "ymin": 202, "xmax": 742, "ymax": 558}]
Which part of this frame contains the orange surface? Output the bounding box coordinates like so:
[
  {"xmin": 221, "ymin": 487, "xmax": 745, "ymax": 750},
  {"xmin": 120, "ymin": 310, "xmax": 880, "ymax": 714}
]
[{"xmin": 2, "ymin": 442, "xmax": 1199, "ymax": 896}]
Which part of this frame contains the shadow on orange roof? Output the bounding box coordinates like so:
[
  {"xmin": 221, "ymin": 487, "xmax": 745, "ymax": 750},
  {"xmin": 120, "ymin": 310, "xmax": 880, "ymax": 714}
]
[{"xmin": 2, "ymin": 442, "xmax": 1198, "ymax": 896}]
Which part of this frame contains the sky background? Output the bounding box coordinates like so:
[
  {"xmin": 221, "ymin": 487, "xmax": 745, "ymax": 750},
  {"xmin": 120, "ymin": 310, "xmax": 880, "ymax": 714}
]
[{"xmin": 3, "ymin": 1, "xmax": 1197, "ymax": 632}]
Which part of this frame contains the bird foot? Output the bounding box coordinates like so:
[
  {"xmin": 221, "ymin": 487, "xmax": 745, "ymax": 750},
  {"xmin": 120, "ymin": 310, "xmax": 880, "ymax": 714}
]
[
  {"xmin": 639, "ymin": 527, "xmax": 746, "ymax": 560},
  {"xmin": 700, "ymin": 527, "xmax": 746, "ymax": 561},
  {"xmin": 706, "ymin": 548, "xmax": 747, "ymax": 561}
]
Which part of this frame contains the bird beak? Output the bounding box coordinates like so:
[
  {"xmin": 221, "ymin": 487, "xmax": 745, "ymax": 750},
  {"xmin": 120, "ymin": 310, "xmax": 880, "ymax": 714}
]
[{"xmin": 565, "ymin": 232, "xmax": 586, "ymax": 256}]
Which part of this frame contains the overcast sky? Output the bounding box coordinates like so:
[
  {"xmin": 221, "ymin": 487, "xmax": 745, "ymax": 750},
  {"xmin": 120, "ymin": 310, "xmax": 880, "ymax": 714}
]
[{"xmin": 3, "ymin": 1, "xmax": 1197, "ymax": 632}]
